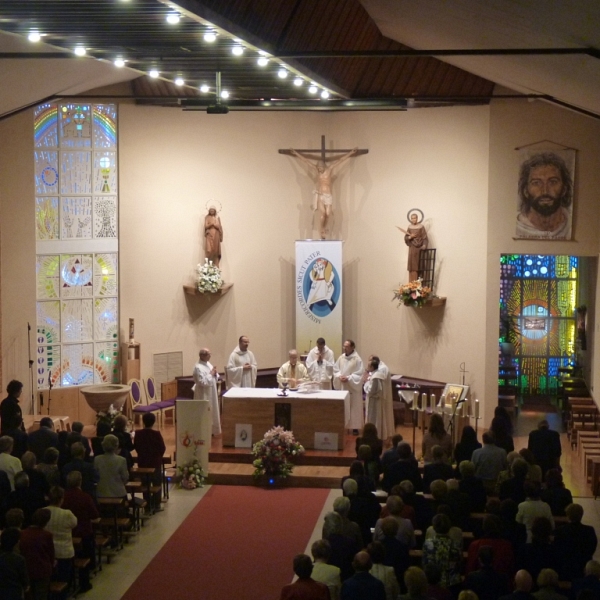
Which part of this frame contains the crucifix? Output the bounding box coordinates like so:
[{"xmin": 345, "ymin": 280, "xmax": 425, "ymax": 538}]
[{"xmin": 280, "ymin": 135, "xmax": 368, "ymax": 239}]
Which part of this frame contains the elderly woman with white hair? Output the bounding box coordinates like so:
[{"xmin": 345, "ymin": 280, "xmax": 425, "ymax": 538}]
[{"xmin": 93, "ymin": 434, "xmax": 129, "ymax": 499}]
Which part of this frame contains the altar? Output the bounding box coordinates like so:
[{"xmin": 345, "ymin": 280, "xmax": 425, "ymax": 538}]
[{"xmin": 221, "ymin": 388, "xmax": 348, "ymax": 450}]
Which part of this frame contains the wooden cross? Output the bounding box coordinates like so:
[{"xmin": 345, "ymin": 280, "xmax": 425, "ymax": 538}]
[{"xmin": 279, "ymin": 135, "xmax": 368, "ymax": 162}]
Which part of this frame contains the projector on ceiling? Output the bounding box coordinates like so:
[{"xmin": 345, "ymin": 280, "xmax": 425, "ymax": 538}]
[{"xmin": 206, "ymin": 104, "xmax": 229, "ymax": 114}]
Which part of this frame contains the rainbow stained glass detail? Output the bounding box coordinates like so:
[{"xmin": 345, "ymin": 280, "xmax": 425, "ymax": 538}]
[
  {"xmin": 34, "ymin": 103, "xmax": 58, "ymax": 148},
  {"xmin": 93, "ymin": 105, "xmax": 117, "ymax": 148},
  {"xmin": 60, "ymin": 255, "xmax": 93, "ymax": 298},
  {"xmin": 37, "ymin": 301, "xmax": 61, "ymax": 344},
  {"xmin": 94, "ymin": 254, "xmax": 118, "ymax": 296},
  {"xmin": 60, "ymin": 343, "xmax": 94, "ymax": 386},
  {"xmin": 61, "ymin": 299, "xmax": 93, "ymax": 342},
  {"xmin": 93, "ymin": 151, "xmax": 117, "ymax": 193},
  {"xmin": 93, "ymin": 197, "xmax": 117, "ymax": 238},
  {"xmin": 94, "ymin": 297, "xmax": 118, "ymax": 341},
  {"xmin": 95, "ymin": 341, "xmax": 119, "ymax": 383},
  {"xmin": 37, "ymin": 255, "xmax": 60, "ymax": 300},
  {"xmin": 36, "ymin": 197, "xmax": 60, "ymax": 240},
  {"xmin": 35, "ymin": 151, "xmax": 59, "ymax": 194},
  {"xmin": 59, "ymin": 104, "xmax": 91, "ymax": 147},
  {"xmin": 499, "ymin": 254, "xmax": 577, "ymax": 394},
  {"xmin": 61, "ymin": 197, "xmax": 92, "ymax": 239}
]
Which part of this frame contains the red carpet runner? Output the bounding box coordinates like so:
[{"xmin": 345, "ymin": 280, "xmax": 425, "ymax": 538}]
[{"xmin": 121, "ymin": 486, "xmax": 330, "ymax": 600}]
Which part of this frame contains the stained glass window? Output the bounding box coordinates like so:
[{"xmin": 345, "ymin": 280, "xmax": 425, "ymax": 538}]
[
  {"xmin": 35, "ymin": 103, "xmax": 119, "ymax": 388},
  {"xmin": 499, "ymin": 254, "xmax": 577, "ymax": 394}
]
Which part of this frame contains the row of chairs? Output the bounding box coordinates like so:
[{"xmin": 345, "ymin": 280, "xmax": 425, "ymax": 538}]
[{"xmin": 126, "ymin": 377, "xmax": 175, "ymax": 427}]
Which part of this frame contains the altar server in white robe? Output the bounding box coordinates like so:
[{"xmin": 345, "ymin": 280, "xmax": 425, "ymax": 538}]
[
  {"xmin": 226, "ymin": 335, "xmax": 257, "ymax": 388},
  {"xmin": 333, "ymin": 339, "xmax": 364, "ymax": 433},
  {"xmin": 306, "ymin": 337, "xmax": 335, "ymax": 389},
  {"xmin": 192, "ymin": 348, "xmax": 221, "ymax": 435},
  {"xmin": 364, "ymin": 357, "xmax": 385, "ymax": 433},
  {"xmin": 368, "ymin": 354, "xmax": 395, "ymax": 442},
  {"xmin": 276, "ymin": 349, "xmax": 309, "ymax": 388}
]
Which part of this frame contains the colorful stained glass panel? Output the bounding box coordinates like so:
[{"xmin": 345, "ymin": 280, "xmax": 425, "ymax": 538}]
[
  {"xmin": 37, "ymin": 255, "xmax": 60, "ymax": 300},
  {"xmin": 61, "ymin": 344, "xmax": 95, "ymax": 386},
  {"xmin": 93, "ymin": 197, "xmax": 117, "ymax": 238},
  {"xmin": 94, "ymin": 254, "xmax": 118, "ymax": 296},
  {"xmin": 93, "ymin": 105, "xmax": 117, "ymax": 148},
  {"xmin": 60, "ymin": 255, "xmax": 93, "ymax": 298},
  {"xmin": 37, "ymin": 301, "xmax": 61, "ymax": 344},
  {"xmin": 93, "ymin": 152, "xmax": 117, "ymax": 194},
  {"xmin": 61, "ymin": 299, "xmax": 93, "ymax": 342},
  {"xmin": 61, "ymin": 197, "xmax": 92, "ymax": 239},
  {"xmin": 59, "ymin": 104, "xmax": 92, "ymax": 147},
  {"xmin": 35, "ymin": 151, "xmax": 59, "ymax": 194},
  {"xmin": 95, "ymin": 341, "xmax": 119, "ymax": 383},
  {"xmin": 36, "ymin": 197, "xmax": 60, "ymax": 240},
  {"xmin": 34, "ymin": 104, "xmax": 58, "ymax": 148},
  {"xmin": 36, "ymin": 343, "xmax": 60, "ymax": 389}
]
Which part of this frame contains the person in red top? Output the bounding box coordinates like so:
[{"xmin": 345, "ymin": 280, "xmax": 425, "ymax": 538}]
[
  {"xmin": 133, "ymin": 412, "xmax": 166, "ymax": 505},
  {"xmin": 466, "ymin": 515, "xmax": 515, "ymax": 582},
  {"xmin": 62, "ymin": 471, "xmax": 100, "ymax": 593},
  {"xmin": 19, "ymin": 508, "xmax": 55, "ymax": 600}
]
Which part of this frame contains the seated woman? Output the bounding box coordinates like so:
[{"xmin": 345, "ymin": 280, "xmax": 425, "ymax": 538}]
[
  {"xmin": 541, "ymin": 468, "xmax": 573, "ymax": 516},
  {"xmin": 94, "ymin": 434, "xmax": 129, "ymax": 500}
]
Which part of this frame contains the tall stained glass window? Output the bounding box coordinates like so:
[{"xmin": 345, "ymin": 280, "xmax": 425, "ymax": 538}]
[
  {"xmin": 500, "ymin": 254, "xmax": 577, "ymax": 394},
  {"xmin": 34, "ymin": 104, "xmax": 119, "ymax": 388}
]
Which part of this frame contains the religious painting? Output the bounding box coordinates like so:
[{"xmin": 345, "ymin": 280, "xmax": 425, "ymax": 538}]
[
  {"xmin": 515, "ymin": 146, "xmax": 576, "ymax": 240},
  {"xmin": 441, "ymin": 383, "xmax": 469, "ymax": 406}
]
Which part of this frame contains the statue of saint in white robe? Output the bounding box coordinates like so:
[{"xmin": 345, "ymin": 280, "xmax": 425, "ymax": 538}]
[
  {"xmin": 364, "ymin": 370, "xmax": 386, "ymax": 434},
  {"xmin": 226, "ymin": 347, "xmax": 257, "ymax": 388},
  {"xmin": 306, "ymin": 345, "xmax": 335, "ymax": 389},
  {"xmin": 192, "ymin": 359, "xmax": 221, "ymax": 435},
  {"xmin": 333, "ymin": 350, "xmax": 364, "ymax": 430}
]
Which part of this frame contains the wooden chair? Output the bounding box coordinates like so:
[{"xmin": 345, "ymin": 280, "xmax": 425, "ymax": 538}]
[
  {"xmin": 128, "ymin": 379, "xmax": 161, "ymax": 426},
  {"xmin": 143, "ymin": 376, "xmax": 175, "ymax": 427}
]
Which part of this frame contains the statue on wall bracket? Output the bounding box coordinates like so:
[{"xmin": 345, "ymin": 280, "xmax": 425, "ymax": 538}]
[
  {"xmin": 397, "ymin": 208, "xmax": 429, "ymax": 282},
  {"xmin": 204, "ymin": 201, "xmax": 223, "ymax": 267}
]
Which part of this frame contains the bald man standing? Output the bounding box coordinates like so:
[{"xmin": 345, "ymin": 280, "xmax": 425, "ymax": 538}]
[{"xmin": 192, "ymin": 348, "xmax": 221, "ymax": 436}]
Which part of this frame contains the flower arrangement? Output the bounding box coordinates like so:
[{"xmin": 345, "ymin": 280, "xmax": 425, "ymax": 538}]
[
  {"xmin": 176, "ymin": 459, "xmax": 205, "ymax": 490},
  {"xmin": 393, "ymin": 278, "xmax": 432, "ymax": 308},
  {"xmin": 196, "ymin": 259, "xmax": 223, "ymax": 294},
  {"xmin": 252, "ymin": 426, "xmax": 305, "ymax": 479},
  {"xmin": 95, "ymin": 404, "xmax": 122, "ymax": 430}
]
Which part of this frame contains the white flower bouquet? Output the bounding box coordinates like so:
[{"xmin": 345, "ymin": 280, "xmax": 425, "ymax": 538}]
[
  {"xmin": 252, "ymin": 426, "xmax": 305, "ymax": 479},
  {"xmin": 196, "ymin": 259, "xmax": 223, "ymax": 294},
  {"xmin": 176, "ymin": 459, "xmax": 205, "ymax": 490}
]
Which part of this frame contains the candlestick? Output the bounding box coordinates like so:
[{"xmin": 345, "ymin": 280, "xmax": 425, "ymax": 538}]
[
  {"xmin": 475, "ymin": 398, "xmax": 480, "ymax": 420},
  {"xmin": 430, "ymin": 394, "xmax": 436, "ymax": 412},
  {"xmin": 413, "ymin": 390, "xmax": 419, "ymax": 410},
  {"xmin": 421, "ymin": 393, "xmax": 427, "ymax": 412}
]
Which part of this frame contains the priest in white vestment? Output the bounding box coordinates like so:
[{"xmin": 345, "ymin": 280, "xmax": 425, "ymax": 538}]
[
  {"xmin": 226, "ymin": 335, "xmax": 257, "ymax": 388},
  {"xmin": 333, "ymin": 340, "xmax": 364, "ymax": 433},
  {"xmin": 363, "ymin": 357, "xmax": 386, "ymax": 434},
  {"xmin": 276, "ymin": 349, "xmax": 309, "ymax": 388},
  {"xmin": 368, "ymin": 354, "xmax": 395, "ymax": 441},
  {"xmin": 306, "ymin": 337, "xmax": 335, "ymax": 389},
  {"xmin": 192, "ymin": 348, "xmax": 221, "ymax": 435}
]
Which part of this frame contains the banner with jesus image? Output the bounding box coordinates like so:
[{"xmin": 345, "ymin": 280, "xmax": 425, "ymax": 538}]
[{"xmin": 295, "ymin": 240, "xmax": 342, "ymax": 358}]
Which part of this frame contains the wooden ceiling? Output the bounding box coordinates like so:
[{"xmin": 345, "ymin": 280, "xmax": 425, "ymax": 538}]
[{"xmin": 0, "ymin": 0, "xmax": 495, "ymax": 109}]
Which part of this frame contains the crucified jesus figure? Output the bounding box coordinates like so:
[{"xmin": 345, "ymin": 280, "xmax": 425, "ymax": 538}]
[{"xmin": 290, "ymin": 147, "xmax": 358, "ymax": 239}]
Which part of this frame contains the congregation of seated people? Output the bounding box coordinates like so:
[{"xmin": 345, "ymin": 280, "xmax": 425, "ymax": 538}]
[
  {"xmin": 280, "ymin": 413, "xmax": 598, "ymax": 600},
  {"xmin": 0, "ymin": 380, "xmax": 167, "ymax": 599}
]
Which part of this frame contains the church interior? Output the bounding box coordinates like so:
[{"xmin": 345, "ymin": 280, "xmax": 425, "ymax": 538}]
[{"xmin": 1, "ymin": 1, "xmax": 600, "ymax": 599}]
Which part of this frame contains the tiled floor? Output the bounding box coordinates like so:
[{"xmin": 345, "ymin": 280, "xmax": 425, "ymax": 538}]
[{"xmin": 81, "ymin": 409, "xmax": 600, "ymax": 598}]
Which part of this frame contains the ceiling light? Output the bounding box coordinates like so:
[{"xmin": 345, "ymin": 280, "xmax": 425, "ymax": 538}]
[
  {"xmin": 308, "ymin": 85, "xmax": 318, "ymax": 94},
  {"xmin": 166, "ymin": 12, "xmax": 180, "ymax": 24},
  {"xmin": 221, "ymin": 90, "xmax": 230, "ymax": 99},
  {"xmin": 232, "ymin": 45, "xmax": 244, "ymax": 56},
  {"xmin": 257, "ymin": 57, "xmax": 269, "ymax": 67},
  {"xmin": 200, "ymin": 84, "xmax": 209, "ymax": 93},
  {"xmin": 293, "ymin": 77, "xmax": 303, "ymax": 87},
  {"xmin": 204, "ymin": 31, "xmax": 217, "ymax": 43},
  {"xmin": 149, "ymin": 69, "xmax": 159, "ymax": 78},
  {"xmin": 74, "ymin": 47, "xmax": 86, "ymax": 56},
  {"xmin": 321, "ymin": 90, "xmax": 330, "ymax": 99},
  {"xmin": 28, "ymin": 31, "xmax": 41, "ymax": 42},
  {"xmin": 114, "ymin": 57, "xmax": 126, "ymax": 67},
  {"xmin": 278, "ymin": 68, "xmax": 288, "ymax": 79},
  {"xmin": 175, "ymin": 77, "xmax": 185, "ymax": 86}
]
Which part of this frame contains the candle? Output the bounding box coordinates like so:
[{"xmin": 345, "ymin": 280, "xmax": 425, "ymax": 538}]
[
  {"xmin": 475, "ymin": 398, "xmax": 480, "ymax": 419},
  {"xmin": 413, "ymin": 390, "xmax": 419, "ymax": 410},
  {"xmin": 430, "ymin": 394, "xmax": 436, "ymax": 412},
  {"xmin": 422, "ymin": 393, "xmax": 427, "ymax": 412}
]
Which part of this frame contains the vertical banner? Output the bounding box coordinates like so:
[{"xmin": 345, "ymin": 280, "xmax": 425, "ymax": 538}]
[
  {"xmin": 176, "ymin": 399, "xmax": 211, "ymax": 473},
  {"xmin": 295, "ymin": 240, "xmax": 342, "ymax": 357}
]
